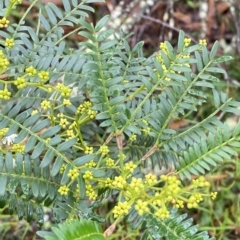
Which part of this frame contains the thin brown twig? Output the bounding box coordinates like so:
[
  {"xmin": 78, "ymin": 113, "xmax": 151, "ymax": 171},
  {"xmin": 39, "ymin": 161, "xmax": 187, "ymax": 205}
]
[
  {"xmin": 141, "ymin": 15, "xmax": 198, "ymax": 43},
  {"xmin": 229, "ymin": 1, "xmax": 240, "ymax": 55}
]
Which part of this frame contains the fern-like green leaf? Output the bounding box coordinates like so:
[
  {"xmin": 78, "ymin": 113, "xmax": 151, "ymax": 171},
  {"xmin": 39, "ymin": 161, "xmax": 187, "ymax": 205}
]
[
  {"xmin": 37, "ymin": 219, "xmax": 106, "ymax": 240},
  {"xmin": 177, "ymin": 123, "xmax": 240, "ymax": 179},
  {"xmin": 143, "ymin": 210, "xmax": 215, "ymax": 240}
]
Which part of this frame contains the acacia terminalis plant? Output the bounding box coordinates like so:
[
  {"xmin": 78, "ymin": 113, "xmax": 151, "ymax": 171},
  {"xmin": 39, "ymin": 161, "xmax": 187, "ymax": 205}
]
[{"xmin": 0, "ymin": 0, "xmax": 238, "ymax": 239}]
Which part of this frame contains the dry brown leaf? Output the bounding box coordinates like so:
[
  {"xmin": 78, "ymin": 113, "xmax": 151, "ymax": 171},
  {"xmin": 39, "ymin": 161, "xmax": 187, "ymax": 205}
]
[
  {"xmin": 168, "ymin": 120, "xmax": 189, "ymax": 130},
  {"xmin": 173, "ymin": 11, "xmax": 191, "ymax": 24},
  {"xmin": 206, "ymin": 0, "xmax": 216, "ymax": 37},
  {"xmin": 41, "ymin": 0, "xmax": 63, "ymax": 5},
  {"xmin": 185, "ymin": 22, "xmax": 202, "ymax": 31},
  {"xmin": 216, "ymin": 2, "xmax": 229, "ymax": 14}
]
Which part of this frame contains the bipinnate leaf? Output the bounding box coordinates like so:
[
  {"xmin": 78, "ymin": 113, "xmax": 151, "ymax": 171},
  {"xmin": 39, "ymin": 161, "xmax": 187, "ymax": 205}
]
[
  {"xmin": 37, "ymin": 219, "xmax": 106, "ymax": 240},
  {"xmin": 143, "ymin": 210, "xmax": 215, "ymax": 240}
]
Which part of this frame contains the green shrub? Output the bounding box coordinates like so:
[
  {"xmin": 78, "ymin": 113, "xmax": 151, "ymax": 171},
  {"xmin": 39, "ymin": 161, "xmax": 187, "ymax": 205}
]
[{"xmin": 0, "ymin": 0, "xmax": 238, "ymax": 239}]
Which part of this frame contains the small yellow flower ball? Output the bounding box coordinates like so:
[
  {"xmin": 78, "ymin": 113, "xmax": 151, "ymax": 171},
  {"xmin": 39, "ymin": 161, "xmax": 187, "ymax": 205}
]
[
  {"xmin": 0, "ymin": 17, "xmax": 10, "ymax": 28},
  {"xmin": 199, "ymin": 39, "xmax": 207, "ymax": 46},
  {"xmin": 58, "ymin": 185, "xmax": 69, "ymax": 196},
  {"xmin": 41, "ymin": 100, "xmax": 51, "ymax": 110},
  {"xmin": 63, "ymin": 99, "xmax": 71, "ymax": 106},
  {"xmin": 5, "ymin": 38, "xmax": 15, "ymax": 48},
  {"xmin": 25, "ymin": 66, "xmax": 37, "ymax": 76},
  {"xmin": 59, "ymin": 118, "xmax": 69, "ymax": 129},
  {"xmin": 67, "ymin": 168, "xmax": 79, "ymax": 180},
  {"xmin": 100, "ymin": 145, "xmax": 109, "ymax": 155}
]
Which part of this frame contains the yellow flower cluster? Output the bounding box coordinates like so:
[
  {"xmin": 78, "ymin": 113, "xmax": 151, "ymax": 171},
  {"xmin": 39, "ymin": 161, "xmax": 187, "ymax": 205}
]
[
  {"xmin": 76, "ymin": 101, "xmax": 97, "ymax": 125},
  {"xmin": 78, "ymin": 102, "xmax": 96, "ymax": 117},
  {"xmin": 83, "ymin": 170, "xmax": 93, "ymax": 181},
  {"xmin": 141, "ymin": 119, "xmax": 151, "ymax": 135},
  {"xmin": 109, "ymin": 173, "xmax": 215, "ymax": 220},
  {"xmin": 84, "ymin": 146, "xmax": 93, "ymax": 154},
  {"xmin": 145, "ymin": 173, "xmax": 157, "ymax": 185},
  {"xmin": 48, "ymin": 116, "xmax": 56, "ymax": 122},
  {"xmin": 69, "ymin": 121, "xmax": 76, "ymax": 129},
  {"xmin": 112, "ymin": 176, "xmax": 127, "ymax": 189},
  {"xmin": 199, "ymin": 39, "xmax": 207, "ymax": 46},
  {"xmin": 74, "ymin": 184, "xmax": 80, "ymax": 198},
  {"xmin": 31, "ymin": 110, "xmax": 38, "ymax": 115},
  {"xmin": 135, "ymin": 200, "xmax": 149, "ymax": 215},
  {"xmin": 58, "ymin": 169, "xmax": 79, "ymax": 197},
  {"xmin": 66, "ymin": 130, "xmax": 75, "ymax": 139},
  {"xmin": 57, "ymin": 113, "xmax": 64, "ymax": 118},
  {"xmin": 174, "ymin": 199, "xmax": 184, "ymax": 208},
  {"xmin": 86, "ymin": 184, "xmax": 97, "ymax": 200},
  {"xmin": 14, "ymin": 77, "xmax": 27, "ymax": 89},
  {"xmin": 84, "ymin": 160, "xmax": 96, "ymax": 168},
  {"xmin": 156, "ymin": 38, "xmax": 192, "ymax": 82},
  {"xmin": 124, "ymin": 161, "xmax": 137, "ymax": 173},
  {"xmin": 0, "ymin": 50, "xmax": 9, "ymax": 73},
  {"xmin": 155, "ymin": 206, "xmax": 170, "ymax": 219},
  {"xmin": 67, "ymin": 168, "xmax": 79, "ymax": 180},
  {"xmin": 211, "ymin": 192, "xmax": 217, "ymax": 199},
  {"xmin": 129, "ymin": 177, "xmax": 144, "ymax": 194},
  {"xmin": 118, "ymin": 152, "xmax": 126, "ymax": 160},
  {"xmin": 142, "ymin": 119, "xmax": 148, "ymax": 126},
  {"xmin": 184, "ymin": 38, "xmax": 191, "ymax": 47},
  {"xmin": 129, "ymin": 134, "xmax": 136, "ymax": 141},
  {"xmin": 60, "ymin": 164, "xmax": 66, "ymax": 174},
  {"xmin": 58, "ymin": 166, "xmax": 81, "ymax": 199},
  {"xmin": 38, "ymin": 71, "xmax": 49, "ymax": 82},
  {"xmin": 25, "ymin": 66, "xmax": 37, "ymax": 76},
  {"xmin": 159, "ymin": 42, "xmax": 168, "ymax": 53},
  {"xmin": 160, "ymin": 175, "xmax": 181, "ymax": 196},
  {"xmin": 0, "ymin": 17, "xmax": 9, "ymax": 28},
  {"xmin": 192, "ymin": 176, "xmax": 210, "ymax": 188},
  {"xmin": 58, "ymin": 185, "xmax": 69, "ymax": 196},
  {"xmin": 59, "ymin": 118, "xmax": 69, "ymax": 129},
  {"xmin": 100, "ymin": 145, "xmax": 109, "ymax": 155},
  {"xmin": 41, "ymin": 100, "xmax": 51, "ymax": 110},
  {"xmin": 0, "ymin": 128, "xmax": 9, "ymax": 139},
  {"xmin": 63, "ymin": 99, "xmax": 71, "ymax": 106},
  {"xmin": 56, "ymin": 83, "xmax": 71, "ymax": 98},
  {"xmin": 106, "ymin": 158, "xmax": 114, "ymax": 168},
  {"xmin": 77, "ymin": 101, "xmax": 92, "ymax": 114},
  {"xmin": 187, "ymin": 193, "xmax": 203, "ymax": 208},
  {"xmin": 112, "ymin": 201, "xmax": 130, "ymax": 218},
  {"xmin": 102, "ymin": 177, "xmax": 112, "ymax": 187},
  {"xmin": 178, "ymin": 52, "xmax": 191, "ymax": 68},
  {"xmin": 87, "ymin": 109, "xmax": 96, "ymax": 119},
  {"xmin": 11, "ymin": 144, "xmax": 24, "ymax": 153},
  {"xmin": 5, "ymin": 38, "xmax": 14, "ymax": 48},
  {"xmin": 0, "ymin": 88, "xmax": 11, "ymax": 100}
]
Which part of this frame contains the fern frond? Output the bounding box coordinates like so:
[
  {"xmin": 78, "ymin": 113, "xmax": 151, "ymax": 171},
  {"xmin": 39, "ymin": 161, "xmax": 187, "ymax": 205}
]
[
  {"xmin": 164, "ymin": 94, "xmax": 240, "ymax": 151},
  {"xmin": 1, "ymin": 0, "xmax": 99, "ymax": 87},
  {"xmin": 37, "ymin": 219, "xmax": 106, "ymax": 240},
  {"xmin": 0, "ymin": 151, "xmax": 60, "ymax": 224},
  {"xmin": 77, "ymin": 18, "xmax": 150, "ymax": 134},
  {"xmin": 0, "ymin": 94, "xmax": 101, "ymax": 222},
  {"xmin": 143, "ymin": 210, "xmax": 215, "ymax": 240},
  {"xmin": 176, "ymin": 122, "xmax": 240, "ymax": 179}
]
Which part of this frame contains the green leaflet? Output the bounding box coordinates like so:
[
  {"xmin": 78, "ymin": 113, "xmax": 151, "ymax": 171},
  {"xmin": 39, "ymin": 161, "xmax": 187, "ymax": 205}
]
[{"xmin": 0, "ymin": 175, "xmax": 8, "ymax": 196}]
